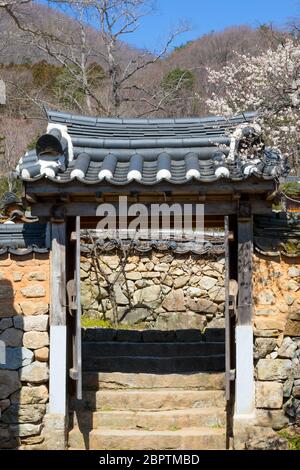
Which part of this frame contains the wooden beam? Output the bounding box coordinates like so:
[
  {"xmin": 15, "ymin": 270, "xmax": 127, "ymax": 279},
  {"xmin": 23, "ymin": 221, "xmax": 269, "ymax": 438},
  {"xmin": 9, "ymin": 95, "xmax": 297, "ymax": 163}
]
[
  {"xmin": 237, "ymin": 214, "xmax": 253, "ymax": 326},
  {"xmin": 31, "ymin": 199, "xmax": 273, "ymax": 217},
  {"xmin": 25, "ymin": 176, "xmax": 275, "ymax": 197},
  {"xmin": 50, "ymin": 222, "xmax": 66, "ymax": 326}
]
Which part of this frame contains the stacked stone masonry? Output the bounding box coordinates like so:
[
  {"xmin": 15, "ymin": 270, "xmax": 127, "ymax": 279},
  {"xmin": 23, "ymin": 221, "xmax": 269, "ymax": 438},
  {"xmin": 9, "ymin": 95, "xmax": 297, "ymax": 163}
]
[
  {"xmin": 0, "ymin": 253, "xmax": 50, "ymax": 450},
  {"xmin": 253, "ymin": 253, "xmax": 300, "ymax": 431},
  {"xmin": 80, "ymin": 252, "xmax": 226, "ymax": 331}
]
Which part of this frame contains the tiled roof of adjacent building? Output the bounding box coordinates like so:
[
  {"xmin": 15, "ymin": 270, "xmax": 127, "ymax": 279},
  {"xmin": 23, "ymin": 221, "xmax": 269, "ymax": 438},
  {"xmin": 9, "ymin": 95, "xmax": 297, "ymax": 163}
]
[
  {"xmin": 0, "ymin": 223, "xmax": 48, "ymax": 255},
  {"xmin": 16, "ymin": 109, "xmax": 288, "ymax": 186}
]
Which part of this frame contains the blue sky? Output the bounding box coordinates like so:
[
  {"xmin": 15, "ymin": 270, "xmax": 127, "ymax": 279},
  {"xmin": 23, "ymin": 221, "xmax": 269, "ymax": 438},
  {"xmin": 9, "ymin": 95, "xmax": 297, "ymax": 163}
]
[
  {"xmin": 125, "ymin": 0, "xmax": 299, "ymax": 51},
  {"xmin": 39, "ymin": 0, "xmax": 299, "ymax": 51}
]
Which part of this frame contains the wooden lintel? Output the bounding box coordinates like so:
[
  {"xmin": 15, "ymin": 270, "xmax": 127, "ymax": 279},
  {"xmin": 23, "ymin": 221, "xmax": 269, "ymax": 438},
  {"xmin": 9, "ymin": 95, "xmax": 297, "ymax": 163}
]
[
  {"xmin": 32, "ymin": 199, "xmax": 272, "ymax": 218},
  {"xmin": 50, "ymin": 222, "xmax": 66, "ymax": 326}
]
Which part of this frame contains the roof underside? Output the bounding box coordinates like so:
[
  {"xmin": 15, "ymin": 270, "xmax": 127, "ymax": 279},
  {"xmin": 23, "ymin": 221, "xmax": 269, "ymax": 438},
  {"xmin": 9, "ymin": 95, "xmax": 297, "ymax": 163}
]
[{"xmin": 17, "ymin": 110, "xmax": 287, "ymax": 187}]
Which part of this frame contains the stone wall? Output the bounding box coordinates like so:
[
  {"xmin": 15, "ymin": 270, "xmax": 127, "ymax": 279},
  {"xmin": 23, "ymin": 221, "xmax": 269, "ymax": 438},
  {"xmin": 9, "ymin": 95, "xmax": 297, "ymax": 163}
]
[
  {"xmin": 81, "ymin": 251, "xmax": 225, "ymax": 330},
  {"xmin": 0, "ymin": 253, "xmax": 50, "ymax": 450},
  {"xmin": 253, "ymin": 253, "xmax": 300, "ymax": 431}
]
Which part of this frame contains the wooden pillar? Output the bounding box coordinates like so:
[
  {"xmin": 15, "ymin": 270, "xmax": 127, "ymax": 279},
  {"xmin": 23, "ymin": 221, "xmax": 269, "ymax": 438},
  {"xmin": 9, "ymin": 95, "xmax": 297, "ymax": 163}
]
[
  {"xmin": 49, "ymin": 221, "xmax": 67, "ymax": 416},
  {"xmin": 235, "ymin": 205, "xmax": 255, "ymax": 419}
]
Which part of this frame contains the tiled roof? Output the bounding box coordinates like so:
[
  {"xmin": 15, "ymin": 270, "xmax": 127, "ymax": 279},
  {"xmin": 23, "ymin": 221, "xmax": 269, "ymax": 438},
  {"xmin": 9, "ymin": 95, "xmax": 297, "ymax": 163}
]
[
  {"xmin": 16, "ymin": 110, "xmax": 288, "ymax": 186},
  {"xmin": 0, "ymin": 223, "xmax": 48, "ymax": 255},
  {"xmin": 253, "ymin": 214, "xmax": 300, "ymax": 257},
  {"xmin": 80, "ymin": 229, "xmax": 225, "ymax": 256}
]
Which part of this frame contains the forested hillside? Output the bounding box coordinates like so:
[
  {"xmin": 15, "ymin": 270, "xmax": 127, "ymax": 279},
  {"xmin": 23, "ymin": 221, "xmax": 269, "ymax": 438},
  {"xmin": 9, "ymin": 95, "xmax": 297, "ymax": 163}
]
[{"xmin": 0, "ymin": 0, "xmax": 299, "ymax": 186}]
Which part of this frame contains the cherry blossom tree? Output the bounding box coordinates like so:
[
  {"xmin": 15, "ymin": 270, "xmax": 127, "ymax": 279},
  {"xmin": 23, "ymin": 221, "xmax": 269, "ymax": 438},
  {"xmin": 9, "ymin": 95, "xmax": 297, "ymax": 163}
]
[{"xmin": 206, "ymin": 40, "xmax": 300, "ymax": 173}]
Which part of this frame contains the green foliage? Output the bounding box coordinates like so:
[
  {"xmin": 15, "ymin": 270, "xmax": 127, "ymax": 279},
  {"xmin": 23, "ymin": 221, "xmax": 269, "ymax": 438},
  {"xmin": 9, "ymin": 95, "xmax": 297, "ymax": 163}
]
[
  {"xmin": 81, "ymin": 316, "xmax": 113, "ymax": 328},
  {"xmin": 278, "ymin": 430, "xmax": 300, "ymax": 450},
  {"xmin": 174, "ymin": 40, "xmax": 193, "ymax": 52},
  {"xmin": 52, "ymin": 67, "xmax": 84, "ymax": 107},
  {"xmin": 31, "ymin": 61, "xmax": 63, "ymax": 88},
  {"xmin": 281, "ymin": 181, "xmax": 300, "ymax": 197},
  {"xmin": 52, "ymin": 62, "xmax": 105, "ymax": 108},
  {"xmin": 87, "ymin": 62, "xmax": 105, "ymax": 88},
  {"xmin": 161, "ymin": 68, "xmax": 195, "ymax": 93},
  {"xmin": 0, "ymin": 176, "xmax": 22, "ymax": 199}
]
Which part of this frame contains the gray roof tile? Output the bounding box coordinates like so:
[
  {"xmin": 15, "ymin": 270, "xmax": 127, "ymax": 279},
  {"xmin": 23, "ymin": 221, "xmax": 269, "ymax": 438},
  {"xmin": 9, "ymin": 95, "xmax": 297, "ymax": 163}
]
[{"xmin": 17, "ymin": 110, "xmax": 288, "ymax": 185}]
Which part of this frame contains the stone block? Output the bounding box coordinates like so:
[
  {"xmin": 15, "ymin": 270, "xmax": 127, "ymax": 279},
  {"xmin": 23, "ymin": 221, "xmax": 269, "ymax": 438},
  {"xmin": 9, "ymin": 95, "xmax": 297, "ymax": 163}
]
[
  {"xmin": 292, "ymin": 385, "xmax": 300, "ymax": 397},
  {"xmin": 125, "ymin": 272, "xmax": 142, "ymax": 280},
  {"xmin": 0, "ymin": 424, "xmax": 19, "ymax": 449},
  {"xmin": 34, "ymin": 347, "xmax": 49, "ymax": 362},
  {"xmin": 23, "ymin": 332, "xmax": 49, "ymax": 350},
  {"xmin": 283, "ymin": 377, "xmax": 294, "ymax": 397},
  {"xmin": 256, "ymin": 381, "xmax": 283, "ymax": 409},
  {"xmin": 255, "ymin": 409, "xmax": 289, "ymax": 430},
  {"xmin": 162, "ymin": 289, "xmax": 185, "ymax": 311},
  {"xmin": 254, "ymin": 318, "xmax": 285, "ymax": 331},
  {"xmin": 256, "ymin": 290, "xmax": 276, "ymax": 305},
  {"xmin": 13, "ymin": 315, "xmax": 49, "ymax": 332},
  {"xmin": 198, "ymin": 276, "xmax": 217, "ymax": 290},
  {"xmin": 19, "ymin": 361, "xmax": 49, "ymax": 384},
  {"xmin": 0, "ymin": 347, "xmax": 33, "ymax": 370},
  {"xmin": 174, "ymin": 275, "xmax": 190, "ymax": 289},
  {"xmin": 0, "ymin": 370, "xmax": 21, "ymax": 399},
  {"xmin": 187, "ymin": 298, "xmax": 218, "ymax": 314},
  {"xmin": 257, "ymin": 359, "xmax": 292, "ymax": 380},
  {"xmin": 19, "ymin": 301, "xmax": 48, "ymax": 316},
  {"xmin": 21, "ymin": 285, "xmax": 46, "ymax": 298},
  {"xmin": 10, "ymin": 423, "xmax": 42, "ymax": 437},
  {"xmin": 2, "ymin": 404, "xmax": 46, "ymax": 424},
  {"xmin": 0, "ymin": 318, "xmax": 13, "ymax": 330},
  {"xmin": 27, "ymin": 272, "xmax": 47, "ymax": 281},
  {"xmin": 284, "ymin": 320, "xmax": 300, "ymax": 337},
  {"xmin": 277, "ymin": 337, "xmax": 297, "ymax": 358},
  {"xmin": 0, "ymin": 328, "xmax": 23, "ymax": 347},
  {"xmin": 11, "ymin": 385, "xmax": 48, "ymax": 404},
  {"xmin": 254, "ymin": 338, "xmax": 277, "ymax": 359}
]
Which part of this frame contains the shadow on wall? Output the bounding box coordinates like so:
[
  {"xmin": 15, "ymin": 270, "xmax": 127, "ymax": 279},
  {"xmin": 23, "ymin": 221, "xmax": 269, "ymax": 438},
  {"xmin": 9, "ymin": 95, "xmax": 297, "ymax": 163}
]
[
  {"xmin": 0, "ymin": 275, "xmax": 48, "ymax": 449},
  {"xmin": 0, "ymin": 278, "xmax": 22, "ymax": 449}
]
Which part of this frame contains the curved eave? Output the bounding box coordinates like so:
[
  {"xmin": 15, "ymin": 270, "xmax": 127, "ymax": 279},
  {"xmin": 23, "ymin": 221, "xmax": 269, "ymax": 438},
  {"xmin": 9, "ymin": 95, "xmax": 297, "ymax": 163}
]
[{"xmin": 19, "ymin": 172, "xmax": 276, "ymax": 186}]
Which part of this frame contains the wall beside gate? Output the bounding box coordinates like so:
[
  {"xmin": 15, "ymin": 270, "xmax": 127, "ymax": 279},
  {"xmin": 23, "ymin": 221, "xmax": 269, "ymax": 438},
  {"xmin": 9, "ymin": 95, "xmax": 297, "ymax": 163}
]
[
  {"xmin": 80, "ymin": 250, "xmax": 226, "ymax": 331},
  {"xmin": 0, "ymin": 251, "xmax": 50, "ymax": 450},
  {"xmin": 253, "ymin": 252, "xmax": 300, "ymax": 432}
]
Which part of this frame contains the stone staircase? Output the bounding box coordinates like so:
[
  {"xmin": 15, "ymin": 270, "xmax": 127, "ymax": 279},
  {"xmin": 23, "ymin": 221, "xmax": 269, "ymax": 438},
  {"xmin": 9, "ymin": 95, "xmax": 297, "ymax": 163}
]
[{"xmin": 68, "ymin": 328, "xmax": 227, "ymax": 450}]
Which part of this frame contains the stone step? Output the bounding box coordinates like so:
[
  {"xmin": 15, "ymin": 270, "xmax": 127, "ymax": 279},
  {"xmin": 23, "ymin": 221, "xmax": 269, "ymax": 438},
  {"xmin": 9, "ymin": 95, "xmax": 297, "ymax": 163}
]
[
  {"xmin": 82, "ymin": 341, "xmax": 225, "ymax": 357},
  {"xmin": 72, "ymin": 407, "xmax": 226, "ymax": 431},
  {"xmin": 68, "ymin": 426, "xmax": 226, "ymax": 450},
  {"xmin": 82, "ymin": 371, "xmax": 225, "ymax": 391},
  {"xmin": 82, "ymin": 328, "xmax": 225, "ymax": 343},
  {"xmin": 82, "ymin": 355, "xmax": 225, "ymax": 373},
  {"xmin": 72, "ymin": 389, "xmax": 226, "ymax": 411}
]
